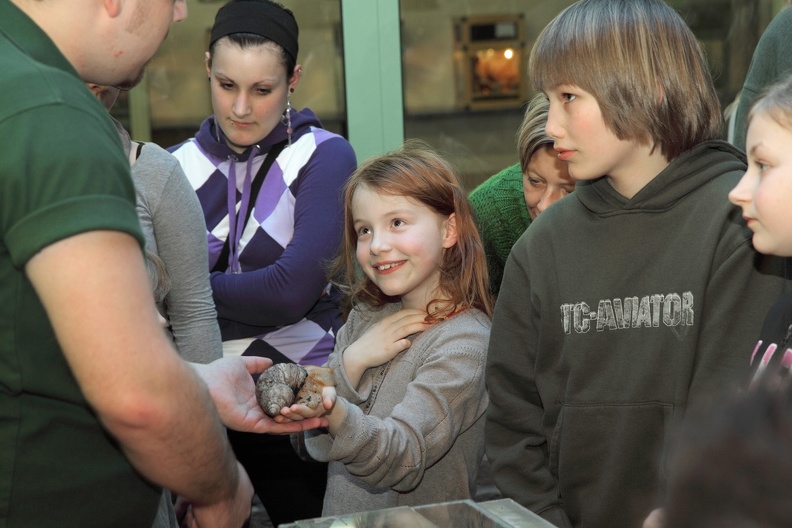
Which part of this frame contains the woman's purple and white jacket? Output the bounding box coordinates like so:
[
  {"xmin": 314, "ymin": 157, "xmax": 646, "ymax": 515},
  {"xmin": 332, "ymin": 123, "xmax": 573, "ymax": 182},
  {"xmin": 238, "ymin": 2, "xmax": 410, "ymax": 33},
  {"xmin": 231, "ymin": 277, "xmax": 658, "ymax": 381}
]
[{"xmin": 169, "ymin": 108, "xmax": 356, "ymax": 365}]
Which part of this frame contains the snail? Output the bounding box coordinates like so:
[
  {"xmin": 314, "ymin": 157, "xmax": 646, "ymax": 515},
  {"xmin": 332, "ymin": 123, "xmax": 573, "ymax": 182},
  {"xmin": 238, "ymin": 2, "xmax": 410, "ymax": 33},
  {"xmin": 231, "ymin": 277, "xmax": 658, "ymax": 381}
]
[{"xmin": 255, "ymin": 363, "xmax": 336, "ymax": 417}]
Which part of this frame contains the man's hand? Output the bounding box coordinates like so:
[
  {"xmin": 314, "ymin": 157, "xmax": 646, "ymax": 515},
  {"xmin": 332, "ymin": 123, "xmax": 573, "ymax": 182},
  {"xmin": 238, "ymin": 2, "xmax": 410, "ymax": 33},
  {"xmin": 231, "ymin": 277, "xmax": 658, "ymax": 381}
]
[
  {"xmin": 192, "ymin": 357, "xmax": 329, "ymax": 433},
  {"xmin": 179, "ymin": 462, "xmax": 253, "ymax": 528}
]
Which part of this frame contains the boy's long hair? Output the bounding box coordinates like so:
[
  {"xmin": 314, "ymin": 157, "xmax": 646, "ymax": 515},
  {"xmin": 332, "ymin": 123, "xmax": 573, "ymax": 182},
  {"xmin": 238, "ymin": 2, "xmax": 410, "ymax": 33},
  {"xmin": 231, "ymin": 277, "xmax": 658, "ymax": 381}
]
[
  {"xmin": 330, "ymin": 140, "xmax": 493, "ymax": 322},
  {"xmin": 748, "ymin": 73, "xmax": 792, "ymax": 131},
  {"xmin": 529, "ymin": 0, "xmax": 722, "ymax": 161}
]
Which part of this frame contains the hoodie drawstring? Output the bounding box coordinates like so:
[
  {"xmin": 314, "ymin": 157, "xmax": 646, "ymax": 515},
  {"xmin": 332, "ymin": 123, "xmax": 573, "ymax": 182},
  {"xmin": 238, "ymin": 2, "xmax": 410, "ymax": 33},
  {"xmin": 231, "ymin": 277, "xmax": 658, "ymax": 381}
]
[{"xmin": 226, "ymin": 145, "xmax": 261, "ymax": 274}]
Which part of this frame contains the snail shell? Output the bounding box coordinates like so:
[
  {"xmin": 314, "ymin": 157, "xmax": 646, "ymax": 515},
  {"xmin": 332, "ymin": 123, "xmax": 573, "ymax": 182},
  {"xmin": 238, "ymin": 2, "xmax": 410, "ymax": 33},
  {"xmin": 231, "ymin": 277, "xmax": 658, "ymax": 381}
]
[{"xmin": 255, "ymin": 363, "xmax": 307, "ymax": 417}]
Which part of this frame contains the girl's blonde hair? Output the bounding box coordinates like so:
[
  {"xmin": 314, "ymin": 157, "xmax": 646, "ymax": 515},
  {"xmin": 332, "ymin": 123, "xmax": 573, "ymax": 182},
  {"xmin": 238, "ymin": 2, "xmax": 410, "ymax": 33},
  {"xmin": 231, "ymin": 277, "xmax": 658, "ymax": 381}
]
[
  {"xmin": 529, "ymin": 0, "xmax": 722, "ymax": 161},
  {"xmin": 331, "ymin": 140, "xmax": 493, "ymax": 322},
  {"xmin": 747, "ymin": 73, "xmax": 792, "ymax": 132}
]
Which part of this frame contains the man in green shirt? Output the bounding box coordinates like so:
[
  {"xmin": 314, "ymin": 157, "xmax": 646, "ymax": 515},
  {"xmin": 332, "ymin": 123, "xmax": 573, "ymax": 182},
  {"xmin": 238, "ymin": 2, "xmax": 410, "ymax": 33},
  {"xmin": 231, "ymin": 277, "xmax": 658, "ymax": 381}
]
[{"xmin": 0, "ymin": 1, "xmax": 326, "ymax": 526}]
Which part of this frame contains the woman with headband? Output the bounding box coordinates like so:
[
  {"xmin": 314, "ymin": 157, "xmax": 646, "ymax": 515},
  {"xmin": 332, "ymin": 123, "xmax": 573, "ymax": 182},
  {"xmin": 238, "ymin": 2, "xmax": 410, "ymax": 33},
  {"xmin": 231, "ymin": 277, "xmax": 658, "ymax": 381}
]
[{"xmin": 169, "ymin": 0, "xmax": 356, "ymax": 523}]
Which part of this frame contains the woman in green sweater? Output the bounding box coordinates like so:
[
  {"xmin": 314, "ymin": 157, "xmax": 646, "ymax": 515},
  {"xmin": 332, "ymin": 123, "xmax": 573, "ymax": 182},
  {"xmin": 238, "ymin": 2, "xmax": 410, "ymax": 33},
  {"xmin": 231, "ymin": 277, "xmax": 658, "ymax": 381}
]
[{"xmin": 469, "ymin": 94, "xmax": 575, "ymax": 296}]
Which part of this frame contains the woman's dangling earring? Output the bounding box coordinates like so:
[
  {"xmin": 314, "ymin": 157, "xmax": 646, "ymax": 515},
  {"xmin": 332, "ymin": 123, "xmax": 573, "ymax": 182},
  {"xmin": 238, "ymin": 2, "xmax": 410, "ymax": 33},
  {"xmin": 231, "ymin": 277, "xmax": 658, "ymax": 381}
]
[{"xmin": 284, "ymin": 96, "xmax": 293, "ymax": 146}]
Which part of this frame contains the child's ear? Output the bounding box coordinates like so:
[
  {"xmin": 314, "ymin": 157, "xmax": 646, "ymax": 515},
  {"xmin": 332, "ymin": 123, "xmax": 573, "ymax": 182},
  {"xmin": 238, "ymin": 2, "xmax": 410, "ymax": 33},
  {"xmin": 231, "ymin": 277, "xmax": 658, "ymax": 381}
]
[{"xmin": 442, "ymin": 213, "xmax": 459, "ymax": 249}]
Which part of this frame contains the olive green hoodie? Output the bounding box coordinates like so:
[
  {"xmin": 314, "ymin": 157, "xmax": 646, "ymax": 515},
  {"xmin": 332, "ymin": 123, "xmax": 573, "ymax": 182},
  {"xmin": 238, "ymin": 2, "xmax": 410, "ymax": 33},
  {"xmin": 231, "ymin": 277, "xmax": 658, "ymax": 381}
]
[{"xmin": 485, "ymin": 140, "xmax": 790, "ymax": 528}]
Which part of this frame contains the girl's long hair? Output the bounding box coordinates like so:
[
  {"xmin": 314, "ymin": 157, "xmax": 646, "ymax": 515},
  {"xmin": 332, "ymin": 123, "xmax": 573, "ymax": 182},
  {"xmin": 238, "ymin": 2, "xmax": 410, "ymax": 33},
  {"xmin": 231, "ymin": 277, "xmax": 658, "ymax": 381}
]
[{"xmin": 330, "ymin": 140, "xmax": 493, "ymax": 322}]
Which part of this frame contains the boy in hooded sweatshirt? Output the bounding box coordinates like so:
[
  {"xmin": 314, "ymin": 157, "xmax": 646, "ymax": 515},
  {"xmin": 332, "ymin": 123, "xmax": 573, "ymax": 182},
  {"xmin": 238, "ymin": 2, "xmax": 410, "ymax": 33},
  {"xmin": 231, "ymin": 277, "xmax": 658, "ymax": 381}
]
[{"xmin": 484, "ymin": 1, "xmax": 790, "ymax": 527}]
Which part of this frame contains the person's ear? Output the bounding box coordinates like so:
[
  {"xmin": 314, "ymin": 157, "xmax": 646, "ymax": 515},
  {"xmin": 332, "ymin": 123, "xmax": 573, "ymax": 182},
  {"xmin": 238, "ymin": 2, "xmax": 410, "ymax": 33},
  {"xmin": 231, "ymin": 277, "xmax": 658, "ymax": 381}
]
[
  {"xmin": 104, "ymin": 0, "xmax": 122, "ymax": 18},
  {"xmin": 289, "ymin": 65, "xmax": 303, "ymax": 92},
  {"xmin": 86, "ymin": 83, "xmax": 105, "ymax": 99},
  {"xmin": 205, "ymin": 52, "xmax": 212, "ymax": 79},
  {"xmin": 442, "ymin": 213, "xmax": 458, "ymax": 249}
]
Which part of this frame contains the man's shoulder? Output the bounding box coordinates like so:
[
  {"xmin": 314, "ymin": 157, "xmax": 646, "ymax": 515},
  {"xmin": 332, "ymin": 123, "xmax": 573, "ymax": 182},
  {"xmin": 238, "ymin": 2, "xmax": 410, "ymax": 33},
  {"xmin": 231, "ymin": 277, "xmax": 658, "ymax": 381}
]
[
  {"xmin": 0, "ymin": 61, "xmax": 117, "ymax": 169},
  {"xmin": 3, "ymin": 4, "xmax": 116, "ymax": 141},
  {"xmin": 0, "ymin": 41, "xmax": 95, "ymax": 124},
  {"xmin": 0, "ymin": 47, "xmax": 128, "ymax": 190}
]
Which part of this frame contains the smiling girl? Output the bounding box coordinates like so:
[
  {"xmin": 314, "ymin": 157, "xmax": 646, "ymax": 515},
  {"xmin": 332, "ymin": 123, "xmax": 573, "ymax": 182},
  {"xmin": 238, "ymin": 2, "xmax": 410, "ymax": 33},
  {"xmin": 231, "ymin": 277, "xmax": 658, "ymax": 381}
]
[
  {"xmin": 168, "ymin": 0, "xmax": 356, "ymax": 523},
  {"xmin": 281, "ymin": 141, "xmax": 493, "ymax": 516}
]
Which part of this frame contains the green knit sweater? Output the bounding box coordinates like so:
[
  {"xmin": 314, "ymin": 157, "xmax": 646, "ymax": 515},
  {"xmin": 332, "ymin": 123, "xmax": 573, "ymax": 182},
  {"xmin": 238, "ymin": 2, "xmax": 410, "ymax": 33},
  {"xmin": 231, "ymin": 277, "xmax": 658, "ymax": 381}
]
[{"xmin": 468, "ymin": 163, "xmax": 531, "ymax": 296}]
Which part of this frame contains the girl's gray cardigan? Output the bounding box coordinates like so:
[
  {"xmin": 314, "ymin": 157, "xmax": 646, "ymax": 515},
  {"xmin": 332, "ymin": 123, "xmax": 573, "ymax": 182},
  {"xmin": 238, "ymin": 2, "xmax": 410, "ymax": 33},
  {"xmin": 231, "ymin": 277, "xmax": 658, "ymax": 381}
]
[{"xmin": 305, "ymin": 302, "xmax": 491, "ymax": 517}]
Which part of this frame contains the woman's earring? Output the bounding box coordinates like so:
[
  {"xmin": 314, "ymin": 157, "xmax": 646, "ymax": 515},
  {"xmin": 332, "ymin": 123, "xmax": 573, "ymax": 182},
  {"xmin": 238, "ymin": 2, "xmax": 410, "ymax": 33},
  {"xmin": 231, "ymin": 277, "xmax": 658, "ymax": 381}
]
[{"xmin": 284, "ymin": 97, "xmax": 293, "ymax": 146}]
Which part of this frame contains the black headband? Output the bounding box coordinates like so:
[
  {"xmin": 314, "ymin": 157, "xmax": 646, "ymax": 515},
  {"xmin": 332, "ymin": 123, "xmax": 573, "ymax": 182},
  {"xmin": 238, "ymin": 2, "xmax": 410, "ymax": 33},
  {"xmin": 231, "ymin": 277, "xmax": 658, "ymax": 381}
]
[{"xmin": 209, "ymin": 1, "xmax": 299, "ymax": 62}]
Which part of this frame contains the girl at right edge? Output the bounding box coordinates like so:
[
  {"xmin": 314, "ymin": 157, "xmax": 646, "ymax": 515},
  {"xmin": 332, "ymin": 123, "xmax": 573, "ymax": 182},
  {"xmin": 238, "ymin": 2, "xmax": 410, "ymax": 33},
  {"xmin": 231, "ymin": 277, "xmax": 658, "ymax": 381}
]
[{"xmin": 279, "ymin": 140, "xmax": 493, "ymax": 517}]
